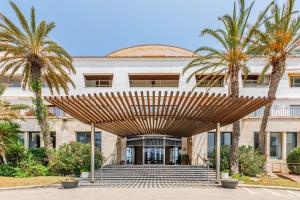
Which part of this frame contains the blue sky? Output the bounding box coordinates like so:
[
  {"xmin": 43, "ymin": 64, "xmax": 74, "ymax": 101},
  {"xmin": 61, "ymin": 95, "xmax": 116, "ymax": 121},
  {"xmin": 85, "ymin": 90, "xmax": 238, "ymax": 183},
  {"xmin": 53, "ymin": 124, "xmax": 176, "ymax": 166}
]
[{"xmin": 0, "ymin": 0, "xmax": 299, "ymax": 56}]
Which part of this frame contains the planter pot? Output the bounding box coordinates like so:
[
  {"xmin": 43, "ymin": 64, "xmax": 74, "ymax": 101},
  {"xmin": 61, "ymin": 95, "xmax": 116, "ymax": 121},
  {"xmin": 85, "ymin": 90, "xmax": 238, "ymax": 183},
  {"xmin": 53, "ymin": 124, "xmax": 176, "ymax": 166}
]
[
  {"xmin": 221, "ymin": 179, "xmax": 238, "ymax": 189},
  {"xmin": 61, "ymin": 180, "xmax": 79, "ymax": 189},
  {"xmin": 221, "ymin": 172, "xmax": 229, "ymax": 179},
  {"xmin": 80, "ymin": 172, "xmax": 89, "ymax": 178}
]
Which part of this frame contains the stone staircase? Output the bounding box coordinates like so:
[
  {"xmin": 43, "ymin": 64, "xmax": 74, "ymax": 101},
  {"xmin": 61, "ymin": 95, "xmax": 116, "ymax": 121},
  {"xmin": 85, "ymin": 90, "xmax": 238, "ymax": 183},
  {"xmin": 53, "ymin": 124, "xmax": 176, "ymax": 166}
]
[{"xmin": 80, "ymin": 165, "xmax": 216, "ymax": 186}]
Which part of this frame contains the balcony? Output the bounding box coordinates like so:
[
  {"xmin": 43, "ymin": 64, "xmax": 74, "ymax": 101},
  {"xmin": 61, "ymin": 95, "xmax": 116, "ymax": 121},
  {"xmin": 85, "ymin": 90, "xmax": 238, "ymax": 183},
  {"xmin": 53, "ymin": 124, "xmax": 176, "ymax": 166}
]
[
  {"xmin": 243, "ymin": 80, "xmax": 269, "ymax": 88},
  {"xmin": 130, "ymin": 80, "xmax": 179, "ymax": 87},
  {"xmin": 84, "ymin": 74, "xmax": 113, "ymax": 88},
  {"xmin": 22, "ymin": 107, "xmax": 66, "ymax": 117},
  {"xmin": 129, "ymin": 74, "xmax": 179, "ymax": 87},
  {"xmin": 249, "ymin": 107, "xmax": 300, "ymax": 117}
]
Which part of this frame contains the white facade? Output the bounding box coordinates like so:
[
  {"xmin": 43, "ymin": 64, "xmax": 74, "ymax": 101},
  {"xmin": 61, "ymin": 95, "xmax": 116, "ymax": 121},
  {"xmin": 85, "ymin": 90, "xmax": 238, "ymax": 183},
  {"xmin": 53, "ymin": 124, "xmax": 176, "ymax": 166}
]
[{"xmin": 2, "ymin": 45, "xmax": 300, "ymax": 171}]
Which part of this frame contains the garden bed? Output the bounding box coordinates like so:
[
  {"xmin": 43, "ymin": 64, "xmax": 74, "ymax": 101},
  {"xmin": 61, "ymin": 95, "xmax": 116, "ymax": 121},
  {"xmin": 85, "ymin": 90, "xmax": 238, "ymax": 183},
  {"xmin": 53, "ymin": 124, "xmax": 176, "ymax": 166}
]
[
  {"xmin": 234, "ymin": 175, "xmax": 300, "ymax": 188},
  {"xmin": 0, "ymin": 176, "xmax": 65, "ymax": 188}
]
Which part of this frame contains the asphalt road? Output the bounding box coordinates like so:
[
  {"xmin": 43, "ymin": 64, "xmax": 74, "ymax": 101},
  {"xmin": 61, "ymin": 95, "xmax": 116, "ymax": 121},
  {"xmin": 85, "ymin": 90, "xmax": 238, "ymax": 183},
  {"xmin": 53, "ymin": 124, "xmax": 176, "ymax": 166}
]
[{"xmin": 0, "ymin": 186, "xmax": 300, "ymax": 200}]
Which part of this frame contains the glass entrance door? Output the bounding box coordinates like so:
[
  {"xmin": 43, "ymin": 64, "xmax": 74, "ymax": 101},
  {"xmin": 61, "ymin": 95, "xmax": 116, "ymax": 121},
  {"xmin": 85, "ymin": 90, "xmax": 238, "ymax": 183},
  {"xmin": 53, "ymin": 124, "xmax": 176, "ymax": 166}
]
[{"xmin": 144, "ymin": 147, "xmax": 164, "ymax": 164}]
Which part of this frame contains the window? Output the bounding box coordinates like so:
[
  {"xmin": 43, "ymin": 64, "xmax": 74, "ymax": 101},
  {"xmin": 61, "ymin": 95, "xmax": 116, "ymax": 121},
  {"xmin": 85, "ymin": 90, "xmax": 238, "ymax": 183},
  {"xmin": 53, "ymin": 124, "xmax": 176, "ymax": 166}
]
[
  {"xmin": 29, "ymin": 132, "xmax": 56, "ymax": 149},
  {"xmin": 270, "ymin": 132, "xmax": 282, "ymax": 159},
  {"xmin": 207, "ymin": 132, "xmax": 232, "ymax": 157},
  {"xmin": 242, "ymin": 75, "xmax": 270, "ymax": 88},
  {"xmin": 195, "ymin": 75, "xmax": 224, "ymax": 87},
  {"xmin": 287, "ymin": 132, "xmax": 297, "ymax": 156},
  {"xmin": 290, "ymin": 75, "xmax": 300, "ymax": 87},
  {"xmin": 48, "ymin": 106, "xmax": 66, "ymax": 117},
  {"xmin": 221, "ymin": 132, "xmax": 232, "ymax": 146},
  {"xmin": 18, "ymin": 132, "xmax": 25, "ymax": 144},
  {"xmin": 84, "ymin": 74, "xmax": 113, "ymax": 87},
  {"xmin": 207, "ymin": 132, "xmax": 215, "ymax": 157},
  {"xmin": 290, "ymin": 105, "xmax": 300, "ymax": 116},
  {"xmin": 29, "ymin": 132, "xmax": 40, "ymax": 149},
  {"xmin": 129, "ymin": 74, "xmax": 179, "ymax": 87},
  {"xmin": 76, "ymin": 132, "xmax": 101, "ymax": 150},
  {"xmin": 254, "ymin": 132, "xmax": 260, "ymax": 149}
]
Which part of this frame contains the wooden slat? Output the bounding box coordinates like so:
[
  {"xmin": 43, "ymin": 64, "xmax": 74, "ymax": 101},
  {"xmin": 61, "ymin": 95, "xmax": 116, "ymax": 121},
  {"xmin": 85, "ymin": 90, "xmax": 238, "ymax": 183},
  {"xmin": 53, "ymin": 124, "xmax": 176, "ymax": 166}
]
[{"xmin": 44, "ymin": 91, "xmax": 274, "ymax": 137}]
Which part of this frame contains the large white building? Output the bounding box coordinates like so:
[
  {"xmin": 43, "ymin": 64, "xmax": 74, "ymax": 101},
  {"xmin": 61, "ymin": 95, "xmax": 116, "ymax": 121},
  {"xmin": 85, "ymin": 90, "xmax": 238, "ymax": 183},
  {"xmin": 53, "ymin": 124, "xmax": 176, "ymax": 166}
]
[{"xmin": 2, "ymin": 44, "xmax": 300, "ymax": 172}]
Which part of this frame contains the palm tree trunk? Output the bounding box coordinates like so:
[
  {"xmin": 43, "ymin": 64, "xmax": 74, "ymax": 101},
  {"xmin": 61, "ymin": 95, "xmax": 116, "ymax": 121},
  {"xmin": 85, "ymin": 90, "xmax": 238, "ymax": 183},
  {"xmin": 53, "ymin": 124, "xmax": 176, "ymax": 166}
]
[
  {"xmin": 0, "ymin": 139, "xmax": 7, "ymax": 164},
  {"xmin": 30, "ymin": 64, "xmax": 52, "ymax": 149},
  {"xmin": 229, "ymin": 65, "xmax": 240, "ymax": 175},
  {"xmin": 259, "ymin": 61, "xmax": 282, "ymax": 153}
]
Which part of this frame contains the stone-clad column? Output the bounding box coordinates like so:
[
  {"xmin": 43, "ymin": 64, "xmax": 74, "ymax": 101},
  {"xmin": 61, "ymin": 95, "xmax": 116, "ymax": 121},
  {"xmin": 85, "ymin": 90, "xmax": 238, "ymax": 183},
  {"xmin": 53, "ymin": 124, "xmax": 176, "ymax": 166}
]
[
  {"xmin": 265, "ymin": 132, "xmax": 270, "ymax": 159},
  {"xmin": 282, "ymin": 132, "xmax": 287, "ymax": 160},
  {"xmin": 24, "ymin": 131, "xmax": 29, "ymax": 149}
]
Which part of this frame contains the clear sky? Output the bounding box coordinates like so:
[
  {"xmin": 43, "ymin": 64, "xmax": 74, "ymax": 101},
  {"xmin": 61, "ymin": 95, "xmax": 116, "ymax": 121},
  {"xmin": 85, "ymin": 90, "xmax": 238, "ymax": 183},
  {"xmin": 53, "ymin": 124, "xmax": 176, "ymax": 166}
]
[{"xmin": 0, "ymin": 0, "xmax": 299, "ymax": 56}]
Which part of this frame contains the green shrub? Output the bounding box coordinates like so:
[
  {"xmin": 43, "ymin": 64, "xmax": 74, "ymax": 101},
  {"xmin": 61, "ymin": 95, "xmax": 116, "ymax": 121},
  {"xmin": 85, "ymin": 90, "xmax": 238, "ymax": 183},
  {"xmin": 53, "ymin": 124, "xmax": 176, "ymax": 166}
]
[
  {"xmin": 209, "ymin": 145, "xmax": 265, "ymax": 176},
  {"xmin": 209, "ymin": 145, "xmax": 230, "ymax": 172},
  {"xmin": 0, "ymin": 164, "xmax": 16, "ymax": 177},
  {"xmin": 14, "ymin": 155, "xmax": 49, "ymax": 177},
  {"xmin": 29, "ymin": 147, "xmax": 49, "ymax": 166},
  {"xmin": 5, "ymin": 142, "xmax": 28, "ymax": 166},
  {"xmin": 238, "ymin": 146, "xmax": 265, "ymax": 177},
  {"xmin": 287, "ymin": 147, "xmax": 300, "ymax": 174},
  {"xmin": 48, "ymin": 142, "xmax": 103, "ymax": 176}
]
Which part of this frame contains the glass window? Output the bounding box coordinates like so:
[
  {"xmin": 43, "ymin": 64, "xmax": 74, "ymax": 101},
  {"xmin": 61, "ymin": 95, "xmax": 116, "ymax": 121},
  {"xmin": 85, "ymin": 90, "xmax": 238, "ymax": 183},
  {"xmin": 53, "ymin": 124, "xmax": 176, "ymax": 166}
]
[
  {"xmin": 207, "ymin": 132, "xmax": 232, "ymax": 157},
  {"xmin": 287, "ymin": 132, "xmax": 297, "ymax": 156},
  {"xmin": 207, "ymin": 132, "xmax": 215, "ymax": 157},
  {"xmin": 290, "ymin": 75, "xmax": 300, "ymax": 87},
  {"xmin": 29, "ymin": 132, "xmax": 56, "ymax": 149},
  {"xmin": 18, "ymin": 132, "xmax": 25, "ymax": 144},
  {"xmin": 270, "ymin": 132, "xmax": 282, "ymax": 159},
  {"xmin": 290, "ymin": 105, "xmax": 300, "ymax": 116},
  {"xmin": 196, "ymin": 75, "xmax": 224, "ymax": 87},
  {"xmin": 221, "ymin": 132, "xmax": 232, "ymax": 146},
  {"xmin": 29, "ymin": 132, "xmax": 40, "ymax": 149},
  {"xmin": 254, "ymin": 132, "xmax": 260, "ymax": 149},
  {"xmin": 76, "ymin": 132, "xmax": 101, "ymax": 150},
  {"xmin": 242, "ymin": 75, "xmax": 270, "ymax": 87}
]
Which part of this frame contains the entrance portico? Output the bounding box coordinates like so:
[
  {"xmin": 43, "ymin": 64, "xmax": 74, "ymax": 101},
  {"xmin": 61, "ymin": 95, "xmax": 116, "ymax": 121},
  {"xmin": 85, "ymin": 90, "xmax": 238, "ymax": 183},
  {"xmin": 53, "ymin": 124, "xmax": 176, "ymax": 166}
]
[{"xmin": 45, "ymin": 91, "xmax": 274, "ymax": 183}]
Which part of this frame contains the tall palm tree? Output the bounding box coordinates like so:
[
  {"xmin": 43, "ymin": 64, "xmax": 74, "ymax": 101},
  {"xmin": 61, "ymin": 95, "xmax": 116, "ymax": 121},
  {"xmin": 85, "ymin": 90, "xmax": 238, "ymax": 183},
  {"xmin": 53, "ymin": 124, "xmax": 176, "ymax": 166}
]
[
  {"xmin": 183, "ymin": 0, "xmax": 272, "ymax": 174},
  {"xmin": 0, "ymin": 2, "xmax": 76, "ymax": 149},
  {"xmin": 0, "ymin": 83, "xmax": 27, "ymax": 164},
  {"xmin": 250, "ymin": 0, "xmax": 300, "ymax": 152}
]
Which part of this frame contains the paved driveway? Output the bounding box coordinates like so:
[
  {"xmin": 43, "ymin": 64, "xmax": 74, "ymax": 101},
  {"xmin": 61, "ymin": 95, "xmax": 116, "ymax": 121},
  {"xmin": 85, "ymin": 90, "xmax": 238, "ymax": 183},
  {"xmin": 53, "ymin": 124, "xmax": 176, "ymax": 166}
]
[{"xmin": 1, "ymin": 186, "xmax": 300, "ymax": 200}]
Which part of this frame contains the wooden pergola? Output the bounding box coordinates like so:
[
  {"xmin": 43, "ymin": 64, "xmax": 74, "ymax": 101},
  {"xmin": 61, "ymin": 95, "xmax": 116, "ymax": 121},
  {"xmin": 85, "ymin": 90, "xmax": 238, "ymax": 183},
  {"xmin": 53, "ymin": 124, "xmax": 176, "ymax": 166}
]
[{"xmin": 45, "ymin": 91, "xmax": 274, "ymax": 183}]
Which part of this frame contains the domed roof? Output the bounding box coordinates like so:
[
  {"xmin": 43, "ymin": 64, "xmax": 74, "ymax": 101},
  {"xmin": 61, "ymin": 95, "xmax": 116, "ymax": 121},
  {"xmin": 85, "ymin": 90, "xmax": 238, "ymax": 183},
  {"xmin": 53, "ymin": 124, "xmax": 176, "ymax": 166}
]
[{"xmin": 106, "ymin": 44, "xmax": 194, "ymax": 57}]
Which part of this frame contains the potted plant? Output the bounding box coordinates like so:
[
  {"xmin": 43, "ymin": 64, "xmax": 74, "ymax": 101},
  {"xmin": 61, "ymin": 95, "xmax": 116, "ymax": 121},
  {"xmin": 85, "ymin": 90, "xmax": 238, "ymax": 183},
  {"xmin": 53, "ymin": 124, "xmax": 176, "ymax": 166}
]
[
  {"xmin": 221, "ymin": 178, "xmax": 239, "ymax": 189},
  {"xmin": 221, "ymin": 170, "xmax": 229, "ymax": 179},
  {"xmin": 181, "ymin": 154, "xmax": 189, "ymax": 165},
  {"xmin": 80, "ymin": 160, "xmax": 90, "ymax": 179},
  {"xmin": 61, "ymin": 176, "xmax": 79, "ymax": 189}
]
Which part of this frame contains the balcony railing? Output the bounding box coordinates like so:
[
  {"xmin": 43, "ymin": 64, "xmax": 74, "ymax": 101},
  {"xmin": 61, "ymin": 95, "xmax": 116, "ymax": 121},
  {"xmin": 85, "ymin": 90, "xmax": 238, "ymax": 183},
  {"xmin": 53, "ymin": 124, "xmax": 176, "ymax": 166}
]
[
  {"xmin": 243, "ymin": 80, "xmax": 269, "ymax": 88},
  {"xmin": 249, "ymin": 107, "xmax": 300, "ymax": 117},
  {"xmin": 130, "ymin": 80, "xmax": 179, "ymax": 87},
  {"xmin": 21, "ymin": 107, "xmax": 66, "ymax": 117},
  {"xmin": 85, "ymin": 80, "xmax": 112, "ymax": 87}
]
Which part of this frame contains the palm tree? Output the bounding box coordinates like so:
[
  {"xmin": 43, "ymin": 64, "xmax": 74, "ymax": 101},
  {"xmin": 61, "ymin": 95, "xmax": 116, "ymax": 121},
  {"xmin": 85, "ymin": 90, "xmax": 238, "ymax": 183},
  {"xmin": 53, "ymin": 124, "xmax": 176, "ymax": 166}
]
[
  {"xmin": 0, "ymin": 83, "xmax": 27, "ymax": 164},
  {"xmin": 0, "ymin": 2, "xmax": 76, "ymax": 149},
  {"xmin": 250, "ymin": 0, "xmax": 300, "ymax": 152},
  {"xmin": 183, "ymin": 0, "xmax": 272, "ymax": 174}
]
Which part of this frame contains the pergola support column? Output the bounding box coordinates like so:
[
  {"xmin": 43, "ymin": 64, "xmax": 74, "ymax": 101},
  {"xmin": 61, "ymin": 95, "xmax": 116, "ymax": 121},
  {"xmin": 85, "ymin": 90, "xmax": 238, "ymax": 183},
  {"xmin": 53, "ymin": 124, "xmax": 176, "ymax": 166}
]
[
  {"xmin": 91, "ymin": 123, "xmax": 95, "ymax": 183},
  {"xmin": 216, "ymin": 122, "xmax": 221, "ymax": 183}
]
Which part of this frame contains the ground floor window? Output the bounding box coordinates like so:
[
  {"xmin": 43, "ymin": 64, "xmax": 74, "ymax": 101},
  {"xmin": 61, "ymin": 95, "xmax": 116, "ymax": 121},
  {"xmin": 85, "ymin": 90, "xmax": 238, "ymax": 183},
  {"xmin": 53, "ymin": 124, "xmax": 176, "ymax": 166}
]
[
  {"xmin": 18, "ymin": 132, "xmax": 25, "ymax": 145},
  {"xmin": 287, "ymin": 132, "xmax": 297, "ymax": 156},
  {"xmin": 76, "ymin": 132, "xmax": 101, "ymax": 150},
  {"xmin": 254, "ymin": 132, "xmax": 260, "ymax": 149},
  {"xmin": 29, "ymin": 132, "xmax": 56, "ymax": 149},
  {"xmin": 270, "ymin": 132, "xmax": 282, "ymax": 159},
  {"xmin": 207, "ymin": 132, "xmax": 232, "ymax": 157}
]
